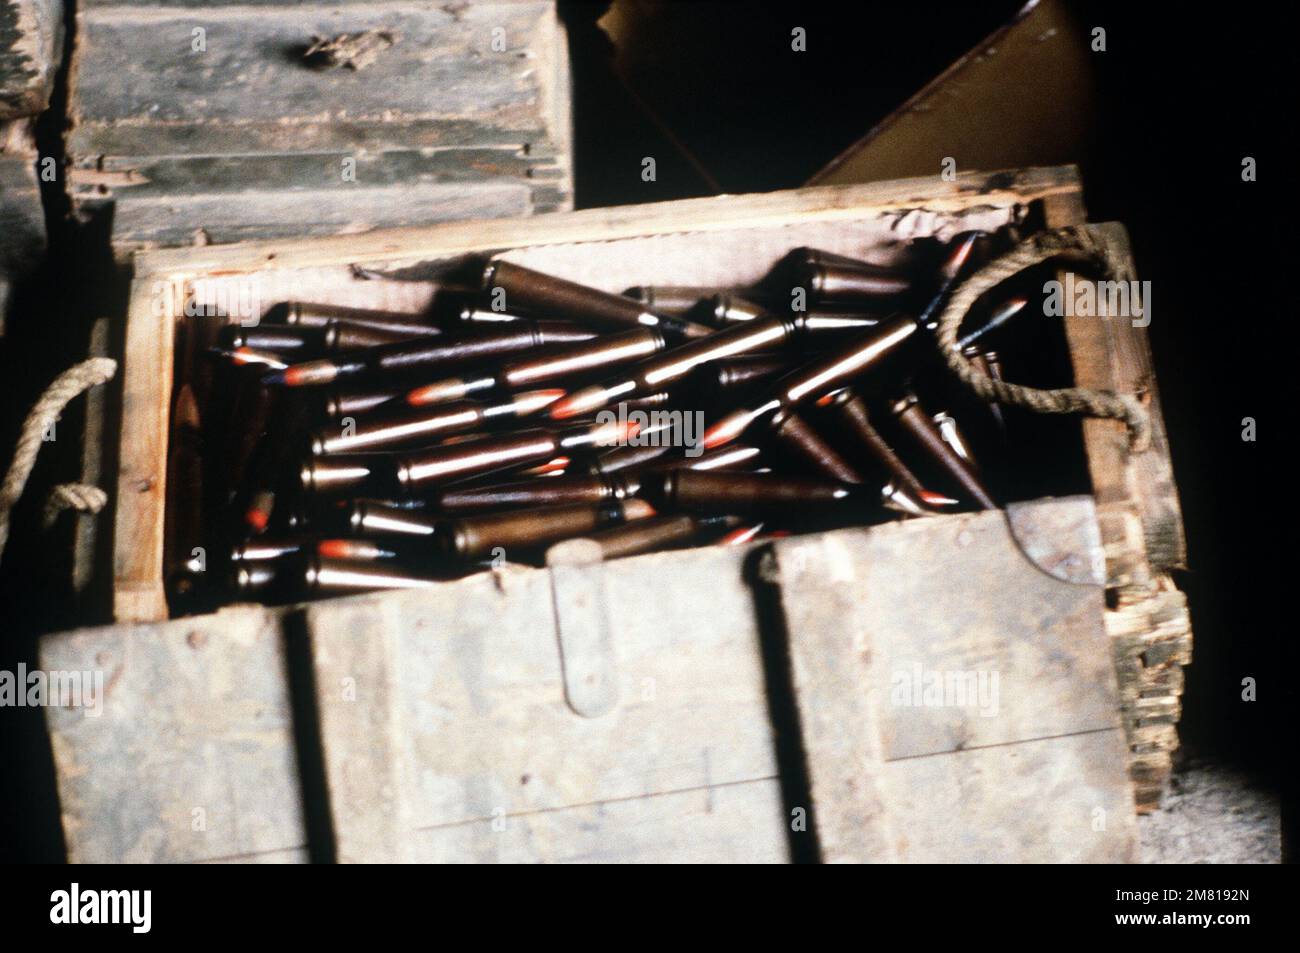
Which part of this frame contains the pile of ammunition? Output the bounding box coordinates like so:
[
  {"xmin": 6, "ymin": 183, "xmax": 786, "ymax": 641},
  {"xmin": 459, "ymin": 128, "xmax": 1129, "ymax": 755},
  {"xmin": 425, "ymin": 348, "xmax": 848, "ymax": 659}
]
[{"xmin": 176, "ymin": 230, "xmax": 1034, "ymax": 610}]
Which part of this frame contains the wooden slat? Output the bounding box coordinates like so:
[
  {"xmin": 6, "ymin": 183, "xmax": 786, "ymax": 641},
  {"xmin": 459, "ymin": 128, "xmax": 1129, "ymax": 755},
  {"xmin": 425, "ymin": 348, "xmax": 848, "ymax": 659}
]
[
  {"xmin": 309, "ymin": 549, "xmax": 790, "ymax": 863},
  {"xmin": 1065, "ymin": 222, "xmax": 1186, "ymax": 575},
  {"xmin": 78, "ymin": 180, "xmax": 537, "ymax": 249},
  {"xmin": 771, "ymin": 499, "xmax": 1140, "ymax": 862},
  {"xmin": 70, "ymin": 2, "xmax": 560, "ymax": 154},
  {"xmin": 133, "ymin": 166, "xmax": 1083, "ymax": 278},
  {"xmin": 1038, "ymin": 198, "xmax": 1191, "ymax": 813},
  {"xmin": 67, "ymin": 1, "xmax": 573, "ymax": 250},
  {"xmin": 112, "ymin": 276, "xmax": 175, "ymax": 622},
  {"xmin": 40, "ymin": 606, "xmax": 307, "ymax": 863}
]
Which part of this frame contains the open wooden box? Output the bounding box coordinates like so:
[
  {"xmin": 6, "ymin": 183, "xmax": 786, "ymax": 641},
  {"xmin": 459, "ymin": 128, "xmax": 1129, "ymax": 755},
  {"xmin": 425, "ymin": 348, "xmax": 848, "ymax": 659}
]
[{"xmin": 42, "ymin": 166, "xmax": 1191, "ymax": 862}]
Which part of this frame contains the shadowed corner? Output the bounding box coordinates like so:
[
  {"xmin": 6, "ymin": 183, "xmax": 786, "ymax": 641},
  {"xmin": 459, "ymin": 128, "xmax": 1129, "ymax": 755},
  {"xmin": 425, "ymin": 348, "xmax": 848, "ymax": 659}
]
[
  {"xmin": 743, "ymin": 543, "xmax": 821, "ymax": 864},
  {"xmin": 282, "ymin": 608, "xmax": 338, "ymax": 864}
]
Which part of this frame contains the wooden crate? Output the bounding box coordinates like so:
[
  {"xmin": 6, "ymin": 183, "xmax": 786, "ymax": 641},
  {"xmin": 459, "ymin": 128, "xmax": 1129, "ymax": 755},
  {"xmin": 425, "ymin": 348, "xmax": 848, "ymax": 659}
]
[
  {"xmin": 66, "ymin": 0, "xmax": 572, "ymax": 252},
  {"xmin": 42, "ymin": 166, "xmax": 1192, "ymax": 861}
]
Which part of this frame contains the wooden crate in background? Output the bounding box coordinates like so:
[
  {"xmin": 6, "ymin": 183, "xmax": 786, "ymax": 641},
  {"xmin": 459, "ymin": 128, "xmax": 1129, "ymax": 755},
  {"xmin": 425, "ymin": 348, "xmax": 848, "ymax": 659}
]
[
  {"xmin": 66, "ymin": 0, "xmax": 573, "ymax": 254},
  {"xmin": 2, "ymin": 0, "xmax": 61, "ymax": 325},
  {"xmin": 41, "ymin": 167, "xmax": 1192, "ymax": 862}
]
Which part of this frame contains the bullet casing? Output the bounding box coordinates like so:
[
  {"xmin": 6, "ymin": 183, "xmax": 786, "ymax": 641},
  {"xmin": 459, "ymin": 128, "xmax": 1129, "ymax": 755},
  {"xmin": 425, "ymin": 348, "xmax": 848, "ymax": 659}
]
[
  {"xmin": 622, "ymin": 286, "xmax": 721, "ymax": 314},
  {"xmin": 769, "ymin": 410, "xmax": 865, "ymax": 484},
  {"xmin": 436, "ymin": 472, "xmax": 642, "ymax": 513},
  {"xmin": 405, "ymin": 328, "xmax": 667, "ymax": 407},
  {"xmin": 824, "ymin": 388, "xmax": 928, "ymax": 499},
  {"xmin": 344, "ymin": 500, "xmax": 440, "ymax": 536},
  {"xmin": 444, "ymin": 499, "xmax": 651, "ymax": 559},
  {"xmin": 323, "ymin": 387, "xmax": 402, "ymax": 422},
  {"xmin": 374, "ymin": 321, "xmax": 594, "ymax": 375},
  {"xmin": 303, "ymin": 555, "xmax": 441, "ymax": 594},
  {"xmin": 702, "ymin": 315, "xmax": 917, "ymax": 447},
  {"xmin": 277, "ymin": 301, "xmax": 439, "ymax": 335},
  {"xmin": 891, "ymin": 395, "xmax": 997, "ymax": 510},
  {"xmin": 484, "ymin": 260, "xmax": 713, "ymax": 339},
  {"xmin": 651, "ymin": 470, "xmax": 854, "ymax": 511},
  {"xmin": 501, "ymin": 328, "xmax": 666, "ymax": 389},
  {"xmin": 786, "ymin": 247, "xmax": 912, "ymax": 305},
  {"xmin": 583, "ymin": 513, "xmax": 741, "ymax": 559},
  {"xmin": 394, "ymin": 428, "xmax": 562, "ymax": 490}
]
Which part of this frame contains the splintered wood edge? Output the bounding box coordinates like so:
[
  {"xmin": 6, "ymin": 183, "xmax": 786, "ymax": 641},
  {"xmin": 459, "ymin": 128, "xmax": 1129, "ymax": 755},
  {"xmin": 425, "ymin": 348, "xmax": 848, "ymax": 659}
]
[
  {"xmin": 129, "ymin": 166, "xmax": 1082, "ymax": 279},
  {"xmin": 1042, "ymin": 195, "xmax": 1191, "ymax": 812}
]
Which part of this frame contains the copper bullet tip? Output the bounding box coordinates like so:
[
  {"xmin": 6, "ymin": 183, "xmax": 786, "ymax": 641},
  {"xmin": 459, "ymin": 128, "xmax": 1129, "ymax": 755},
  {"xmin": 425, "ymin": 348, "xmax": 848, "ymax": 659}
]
[
  {"xmin": 623, "ymin": 499, "xmax": 657, "ymax": 521},
  {"xmin": 702, "ymin": 409, "xmax": 754, "ymax": 450},
  {"xmin": 519, "ymin": 456, "xmax": 570, "ymax": 477},
  {"xmin": 942, "ymin": 231, "xmax": 982, "ymax": 279},
  {"xmin": 548, "ymin": 386, "xmax": 608, "ymax": 420},
  {"xmin": 514, "ymin": 388, "xmax": 567, "ymax": 414},
  {"xmin": 316, "ymin": 539, "xmax": 353, "ymax": 559},
  {"xmin": 719, "ymin": 523, "xmax": 764, "ymax": 546},
  {"xmin": 919, "ymin": 489, "xmax": 961, "ymax": 508},
  {"xmin": 270, "ymin": 360, "xmax": 338, "ymax": 387},
  {"xmin": 406, "ymin": 378, "xmax": 464, "ymax": 406}
]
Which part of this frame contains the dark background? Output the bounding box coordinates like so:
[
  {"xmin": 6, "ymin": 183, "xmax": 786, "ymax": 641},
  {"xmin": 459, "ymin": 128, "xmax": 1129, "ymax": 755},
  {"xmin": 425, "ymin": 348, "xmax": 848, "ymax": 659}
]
[{"xmin": 0, "ymin": 0, "xmax": 1286, "ymax": 862}]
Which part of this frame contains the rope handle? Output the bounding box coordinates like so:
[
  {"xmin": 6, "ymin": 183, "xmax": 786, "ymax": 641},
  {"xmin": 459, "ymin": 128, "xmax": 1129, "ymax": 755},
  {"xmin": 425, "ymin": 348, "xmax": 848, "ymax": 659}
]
[
  {"xmin": 0, "ymin": 357, "xmax": 118, "ymax": 558},
  {"xmin": 934, "ymin": 224, "xmax": 1151, "ymax": 452}
]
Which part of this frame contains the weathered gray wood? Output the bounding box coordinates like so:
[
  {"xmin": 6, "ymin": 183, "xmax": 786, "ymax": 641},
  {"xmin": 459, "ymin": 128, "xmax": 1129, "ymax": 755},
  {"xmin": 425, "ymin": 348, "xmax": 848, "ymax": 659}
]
[
  {"xmin": 71, "ymin": 3, "xmax": 558, "ymax": 151},
  {"xmin": 0, "ymin": 1, "xmax": 62, "ymax": 119},
  {"xmin": 0, "ymin": 136, "xmax": 43, "ymax": 271},
  {"xmin": 309, "ymin": 550, "xmax": 791, "ymax": 863},
  {"xmin": 40, "ymin": 605, "xmax": 307, "ymax": 863},
  {"xmin": 78, "ymin": 179, "xmax": 538, "ymax": 248},
  {"xmin": 306, "ymin": 596, "xmax": 414, "ymax": 864},
  {"xmin": 45, "ymin": 499, "xmax": 1142, "ymax": 863},
  {"xmin": 1040, "ymin": 197, "xmax": 1192, "ymax": 811},
  {"xmin": 409, "ymin": 777, "xmax": 789, "ymax": 864},
  {"xmin": 771, "ymin": 498, "xmax": 1140, "ymax": 862},
  {"xmin": 880, "ymin": 730, "xmax": 1140, "ymax": 863},
  {"xmin": 67, "ymin": 0, "xmax": 572, "ymax": 250}
]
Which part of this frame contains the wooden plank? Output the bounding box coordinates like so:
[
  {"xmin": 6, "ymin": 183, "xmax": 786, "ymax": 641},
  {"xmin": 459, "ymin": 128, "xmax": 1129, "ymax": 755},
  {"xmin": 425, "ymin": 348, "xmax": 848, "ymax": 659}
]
[
  {"xmin": 309, "ymin": 548, "xmax": 791, "ymax": 863},
  {"xmin": 69, "ymin": 2, "xmax": 560, "ymax": 155},
  {"xmin": 133, "ymin": 165, "xmax": 1083, "ymax": 279},
  {"xmin": 306, "ymin": 596, "xmax": 414, "ymax": 864},
  {"xmin": 410, "ymin": 778, "xmax": 788, "ymax": 864},
  {"xmin": 78, "ymin": 179, "xmax": 537, "ymax": 249},
  {"xmin": 1066, "ymin": 222, "xmax": 1186, "ymax": 574},
  {"xmin": 880, "ymin": 730, "xmax": 1139, "ymax": 863},
  {"xmin": 1038, "ymin": 198, "xmax": 1191, "ymax": 812},
  {"xmin": 0, "ymin": 0, "xmax": 62, "ymax": 120},
  {"xmin": 67, "ymin": 2, "xmax": 572, "ymax": 250},
  {"xmin": 112, "ymin": 276, "xmax": 175, "ymax": 622},
  {"xmin": 39, "ymin": 606, "xmax": 307, "ymax": 863},
  {"xmin": 771, "ymin": 499, "xmax": 1139, "ymax": 862}
]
